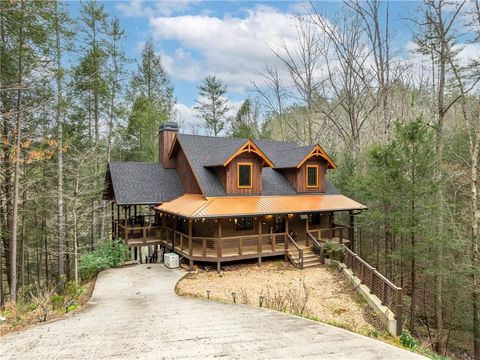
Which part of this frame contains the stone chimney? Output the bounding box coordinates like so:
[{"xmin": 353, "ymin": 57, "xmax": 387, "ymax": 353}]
[{"xmin": 159, "ymin": 121, "xmax": 178, "ymax": 168}]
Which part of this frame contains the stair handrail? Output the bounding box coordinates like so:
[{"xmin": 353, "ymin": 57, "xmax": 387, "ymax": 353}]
[
  {"xmin": 286, "ymin": 233, "xmax": 303, "ymax": 269},
  {"xmin": 307, "ymin": 231, "xmax": 324, "ymax": 264}
]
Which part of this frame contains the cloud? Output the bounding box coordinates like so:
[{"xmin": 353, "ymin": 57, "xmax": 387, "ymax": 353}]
[
  {"xmin": 149, "ymin": 5, "xmax": 301, "ymax": 94},
  {"xmin": 116, "ymin": 0, "xmax": 198, "ymax": 18}
]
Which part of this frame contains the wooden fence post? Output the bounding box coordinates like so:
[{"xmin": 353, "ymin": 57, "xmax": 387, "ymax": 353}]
[{"xmin": 396, "ymin": 288, "xmax": 403, "ymax": 336}]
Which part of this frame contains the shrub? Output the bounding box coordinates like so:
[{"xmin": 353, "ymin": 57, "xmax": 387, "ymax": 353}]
[
  {"xmin": 400, "ymin": 329, "xmax": 418, "ymax": 350},
  {"xmin": 50, "ymin": 294, "xmax": 65, "ymax": 310},
  {"xmin": 79, "ymin": 239, "xmax": 129, "ymax": 280},
  {"xmin": 323, "ymin": 241, "xmax": 344, "ymax": 261}
]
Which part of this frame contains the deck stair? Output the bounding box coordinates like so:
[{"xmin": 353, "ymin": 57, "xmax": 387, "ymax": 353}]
[{"xmin": 288, "ymin": 247, "xmax": 321, "ymax": 269}]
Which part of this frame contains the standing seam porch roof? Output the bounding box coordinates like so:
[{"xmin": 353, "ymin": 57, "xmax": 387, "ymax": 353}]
[{"xmin": 155, "ymin": 194, "xmax": 367, "ymax": 219}]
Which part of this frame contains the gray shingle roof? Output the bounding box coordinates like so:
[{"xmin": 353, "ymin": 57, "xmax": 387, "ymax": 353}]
[
  {"xmin": 107, "ymin": 162, "xmax": 184, "ymax": 205},
  {"xmin": 176, "ymin": 134, "xmax": 337, "ymax": 197}
]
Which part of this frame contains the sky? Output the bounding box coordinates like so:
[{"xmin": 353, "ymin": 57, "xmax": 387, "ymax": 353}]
[{"xmin": 68, "ymin": 0, "xmax": 476, "ymax": 130}]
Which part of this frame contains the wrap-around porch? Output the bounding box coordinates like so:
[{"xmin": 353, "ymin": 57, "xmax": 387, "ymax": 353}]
[{"xmin": 111, "ymin": 202, "xmax": 357, "ymax": 269}]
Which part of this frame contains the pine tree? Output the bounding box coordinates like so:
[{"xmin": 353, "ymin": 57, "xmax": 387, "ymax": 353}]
[{"xmin": 194, "ymin": 75, "xmax": 230, "ymax": 136}]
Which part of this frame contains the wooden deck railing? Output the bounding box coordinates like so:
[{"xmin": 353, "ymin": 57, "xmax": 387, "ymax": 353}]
[
  {"xmin": 117, "ymin": 223, "xmax": 162, "ymax": 242},
  {"xmin": 342, "ymin": 246, "xmax": 403, "ymax": 335},
  {"xmin": 286, "ymin": 233, "xmax": 304, "ymax": 269},
  {"xmin": 308, "ymin": 225, "xmax": 350, "ymax": 245},
  {"xmin": 307, "ymin": 231, "xmax": 324, "ymax": 264},
  {"xmin": 171, "ymin": 231, "xmax": 286, "ymax": 259}
]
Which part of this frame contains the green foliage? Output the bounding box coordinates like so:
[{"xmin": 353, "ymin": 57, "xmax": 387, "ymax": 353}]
[
  {"xmin": 230, "ymin": 98, "xmax": 272, "ymax": 139},
  {"xmin": 194, "ymin": 75, "xmax": 230, "ymax": 136},
  {"xmin": 78, "ymin": 239, "xmax": 129, "ymax": 280},
  {"xmin": 50, "ymin": 294, "xmax": 65, "ymax": 311},
  {"xmin": 323, "ymin": 241, "xmax": 344, "ymax": 261},
  {"xmin": 400, "ymin": 329, "xmax": 419, "ymax": 350}
]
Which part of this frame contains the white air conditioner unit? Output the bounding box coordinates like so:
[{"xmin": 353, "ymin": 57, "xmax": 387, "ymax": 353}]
[{"xmin": 164, "ymin": 253, "xmax": 179, "ymax": 269}]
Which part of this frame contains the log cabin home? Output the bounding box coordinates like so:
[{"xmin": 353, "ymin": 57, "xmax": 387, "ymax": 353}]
[{"xmin": 104, "ymin": 122, "xmax": 367, "ymax": 270}]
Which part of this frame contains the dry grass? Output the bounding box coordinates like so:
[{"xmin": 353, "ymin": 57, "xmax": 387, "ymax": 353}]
[
  {"xmin": 176, "ymin": 260, "xmax": 387, "ymax": 337},
  {"xmin": 0, "ymin": 280, "xmax": 95, "ymax": 336}
]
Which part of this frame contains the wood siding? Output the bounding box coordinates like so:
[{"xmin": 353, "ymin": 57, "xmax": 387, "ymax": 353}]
[
  {"xmin": 175, "ymin": 146, "xmax": 202, "ymax": 194},
  {"xmin": 159, "ymin": 130, "xmax": 177, "ymax": 169},
  {"xmin": 222, "ymin": 153, "xmax": 263, "ymax": 195},
  {"xmin": 282, "ymin": 158, "xmax": 327, "ymax": 193}
]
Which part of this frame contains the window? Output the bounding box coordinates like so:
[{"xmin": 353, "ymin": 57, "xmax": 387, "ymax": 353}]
[
  {"xmin": 309, "ymin": 213, "xmax": 321, "ymax": 225},
  {"xmin": 274, "ymin": 215, "xmax": 285, "ymax": 233},
  {"xmin": 237, "ymin": 162, "xmax": 253, "ymax": 188},
  {"xmin": 306, "ymin": 165, "xmax": 318, "ymax": 188},
  {"xmin": 236, "ymin": 217, "xmax": 253, "ymax": 231}
]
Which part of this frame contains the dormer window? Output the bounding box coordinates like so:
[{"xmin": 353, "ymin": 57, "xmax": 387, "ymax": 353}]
[
  {"xmin": 237, "ymin": 162, "xmax": 253, "ymax": 188},
  {"xmin": 306, "ymin": 165, "xmax": 318, "ymax": 188}
]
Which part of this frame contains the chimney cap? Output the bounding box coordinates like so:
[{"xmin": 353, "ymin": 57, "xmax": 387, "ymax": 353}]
[{"xmin": 159, "ymin": 121, "xmax": 179, "ymax": 132}]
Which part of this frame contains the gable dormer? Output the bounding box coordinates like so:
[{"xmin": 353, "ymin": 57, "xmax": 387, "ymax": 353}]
[
  {"xmin": 280, "ymin": 144, "xmax": 336, "ymax": 193},
  {"xmin": 205, "ymin": 139, "xmax": 274, "ymax": 195}
]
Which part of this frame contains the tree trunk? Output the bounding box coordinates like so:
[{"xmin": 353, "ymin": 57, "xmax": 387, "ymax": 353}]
[{"xmin": 55, "ymin": 1, "xmax": 65, "ymax": 281}]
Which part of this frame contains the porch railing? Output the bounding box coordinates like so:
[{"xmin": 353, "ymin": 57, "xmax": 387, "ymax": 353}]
[
  {"xmin": 308, "ymin": 224, "xmax": 351, "ymax": 245},
  {"xmin": 117, "ymin": 223, "xmax": 162, "ymax": 242},
  {"xmin": 171, "ymin": 231, "xmax": 286, "ymax": 259},
  {"xmin": 342, "ymin": 245, "xmax": 403, "ymax": 335},
  {"xmin": 307, "ymin": 231, "xmax": 324, "ymax": 264},
  {"xmin": 286, "ymin": 233, "xmax": 304, "ymax": 269}
]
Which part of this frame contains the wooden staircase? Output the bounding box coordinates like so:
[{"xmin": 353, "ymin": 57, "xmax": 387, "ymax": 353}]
[{"xmin": 288, "ymin": 247, "xmax": 321, "ymax": 269}]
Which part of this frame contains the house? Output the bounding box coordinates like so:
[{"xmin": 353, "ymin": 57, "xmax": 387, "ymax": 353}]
[{"xmin": 104, "ymin": 122, "xmax": 367, "ymax": 270}]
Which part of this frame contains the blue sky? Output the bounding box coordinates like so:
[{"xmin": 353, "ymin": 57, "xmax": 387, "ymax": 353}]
[{"xmin": 67, "ymin": 1, "xmax": 444, "ymax": 128}]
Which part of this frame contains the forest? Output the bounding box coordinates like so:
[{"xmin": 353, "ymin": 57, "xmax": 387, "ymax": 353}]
[{"xmin": 0, "ymin": 0, "xmax": 479, "ymax": 359}]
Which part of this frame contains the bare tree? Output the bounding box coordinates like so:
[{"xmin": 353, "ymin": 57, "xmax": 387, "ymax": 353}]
[
  {"xmin": 310, "ymin": 6, "xmax": 377, "ymax": 155},
  {"xmin": 271, "ymin": 18, "xmax": 324, "ymax": 144},
  {"xmin": 252, "ymin": 66, "xmax": 289, "ymax": 141},
  {"xmin": 414, "ymin": 0, "xmax": 467, "ymax": 353}
]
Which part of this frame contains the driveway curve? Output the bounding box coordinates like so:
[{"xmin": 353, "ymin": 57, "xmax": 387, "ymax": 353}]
[{"xmin": 0, "ymin": 264, "xmax": 424, "ymax": 359}]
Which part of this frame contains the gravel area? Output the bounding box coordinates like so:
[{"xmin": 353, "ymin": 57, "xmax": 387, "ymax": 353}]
[{"xmin": 176, "ymin": 260, "xmax": 383, "ymax": 335}]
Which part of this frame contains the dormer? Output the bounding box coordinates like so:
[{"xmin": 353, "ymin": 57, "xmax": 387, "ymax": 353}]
[
  {"xmin": 279, "ymin": 144, "xmax": 336, "ymax": 193},
  {"xmin": 204, "ymin": 139, "xmax": 274, "ymax": 195}
]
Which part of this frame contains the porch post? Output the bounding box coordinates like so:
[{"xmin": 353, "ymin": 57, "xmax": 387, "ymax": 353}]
[
  {"xmin": 111, "ymin": 202, "xmax": 114, "ymax": 238},
  {"xmin": 124, "ymin": 206, "xmax": 128, "ymax": 242},
  {"xmin": 305, "ymin": 214, "xmax": 309, "ymax": 247},
  {"xmin": 217, "ymin": 220, "xmax": 222, "ymax": 273},
  {"xmin": 349, "ymin": 211, "xmax": 355, "ymax": 252},
  {"xmin": 188, "ymin": 219, "xmax": 193, "ymax": 271},
  {"xmin": 328, "ymin": 212, "xmax": 333, "ymax": 240},
  {"xmin": 257, "ymin": 218, "xmax": 262, "ymax": 266},
  {"xmin": 172, "ymin": 216, "xmax": 176, "ymax": 252},
  {"xmin": 284, "ymin": 215, "xmax": 289, "ymax": 262}
]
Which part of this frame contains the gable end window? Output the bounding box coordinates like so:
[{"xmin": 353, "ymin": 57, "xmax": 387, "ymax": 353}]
[
  {"xmin": 306, "ymin": 165, "xmax": 318, "ymax": 188},
  {"xmin": 236, "ymin": 217, "xmax": 253, "ymax": 231},
  {"xmin": 237, "ymin": 162, "xmax": 253, "ymax": 188}
]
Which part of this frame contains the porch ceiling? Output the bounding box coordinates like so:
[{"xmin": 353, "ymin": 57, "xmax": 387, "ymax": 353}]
[{"xmin": 155, "ymin": 193, "xmax": 367, "ymax": 219}]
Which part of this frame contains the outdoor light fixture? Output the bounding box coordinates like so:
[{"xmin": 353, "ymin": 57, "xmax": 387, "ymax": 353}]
[
  {"xmin": 259, "ymin": 295, "xmax": 264, "ymax": 307},
  {"xmin": 231, "ymin": 292, "xmax": 236, "ymax": 303},
  {"xmin": 206, "ymin": 290, "xmax": 210, "ymax": 299}
]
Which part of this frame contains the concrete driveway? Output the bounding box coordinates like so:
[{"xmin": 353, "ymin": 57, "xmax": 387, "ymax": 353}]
[{"xmin": 0, "ymin": 264, "xmax": 424, "ymax": 360}]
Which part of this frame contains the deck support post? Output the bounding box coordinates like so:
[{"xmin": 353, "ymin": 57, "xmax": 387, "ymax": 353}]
[
  {"xmin": 257, "ymin": 218, "xmax": 262, "ymax": 266},
  {"xmin": 305, "ymin": 214, "xmax": 309, "ymax": 247},
  {"xmin": 130, "ymin": 247, "xmax": 134, "ymax": 261},
  {"xmin": 349, "ymin": 211, "xmax": 355, "ymax": 252},
  {"xmin": 284, "ymin": 215, "xmax": 289, "ymax": 262},
  {"xmin": 217, "ymin": 261, "xmax": 221, "ymax": 273},
  {"xmin": 189, "ymin": 259, "xmax": 194, "ymax": 272},
  {"xmin": 124, "ymin": 206, "xmax": 128, "ymax": 242},
  {"xmin": 172, "ymin": 216, "xmax": 176, "ymax": 252},
  {"xmin": 188, "ymin": 220, "xmax": 193, "ymax": 257},
  {"xmin": 217, "ymin": 220, "xmax": 222, "ymax": 259},
  {"xmin": 328, "ymin": 212, "xmax": 333, "ymax": 240},
  {"xmin": 138, "ymin": 246, "xmax": 142, "ymax": 264},
  {"xmin": 111, "ymin": 202, "xmax": 114, "ymax": 238}
]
